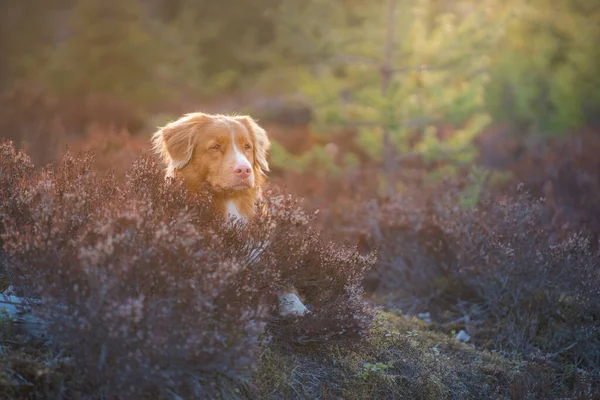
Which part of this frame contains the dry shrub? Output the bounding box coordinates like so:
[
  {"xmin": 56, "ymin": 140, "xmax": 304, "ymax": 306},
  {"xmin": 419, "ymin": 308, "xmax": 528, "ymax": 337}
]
[
  {"xmin": 362, "ymin": 178, "xmax": 600, "ymax": 381},
  {"xmin": 450, "ymin": 189, "xmax": 600, "ymax": 370},
  {"xmin": 0, "ymin": 140, "xmax": 374, "ymax": 398},
  {"xmin": 508, "ymin": 355, "xmax": 600, "ymax": 400},
  {"xmin": 0, "ymin": 141, "xmax": 34, "ymax": 230},
  {"xmin": 488, "ymin": 128, "xmax": 600, "ymax": 243},
  {"xmin": 246, "ymin": 191, "xmax": 375, "ymax": 344},
  {"xmin": 535, "ymin": 130, "xmax": 600, "ymax": 243},
  {"xmin": 356, "ymin": 179, "xmax": 466, "ymax": 307},
  {"xmin": 2, "ymin": 149, "xmax": 262, "ymax": 398}
]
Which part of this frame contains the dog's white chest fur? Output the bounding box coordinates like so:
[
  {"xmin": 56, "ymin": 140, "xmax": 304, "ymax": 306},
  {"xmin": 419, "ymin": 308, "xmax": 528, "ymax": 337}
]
[{"xmin": 226, "ymin": 200, "xmax": 242, "ymax": 220}]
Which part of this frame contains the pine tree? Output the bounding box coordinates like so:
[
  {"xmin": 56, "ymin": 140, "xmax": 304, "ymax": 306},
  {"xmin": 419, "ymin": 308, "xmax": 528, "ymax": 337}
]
[{"xmin": 266, "ymin": 0, "xmax": 508, "ymax": 194}]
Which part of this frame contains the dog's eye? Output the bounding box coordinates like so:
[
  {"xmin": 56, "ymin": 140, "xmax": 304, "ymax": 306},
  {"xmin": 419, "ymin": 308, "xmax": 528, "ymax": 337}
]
[
  {"xmin": 211, "ymin": 144, "xmax": 221, "ymax": 151},
  {"xmin": 244, "ymin": 144, "xmax": 252, "ymax": 150}
]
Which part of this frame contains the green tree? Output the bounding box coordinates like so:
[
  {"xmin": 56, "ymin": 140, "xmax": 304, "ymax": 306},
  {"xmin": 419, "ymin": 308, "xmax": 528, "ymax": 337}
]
[
  {"xmin": 266, "ymin": 0, "xmax": 508, "ymax": 194},
  {"xmin": 485, "ymin": 0, "xmax": 600, "ymax": 135}
]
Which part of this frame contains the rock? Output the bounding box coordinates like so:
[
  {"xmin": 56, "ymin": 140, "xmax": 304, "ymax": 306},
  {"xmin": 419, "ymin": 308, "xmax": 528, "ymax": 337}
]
[
  {"xmin": 456, "ymin": 330, "xmax": 471, "ymax": 342},
  {"xmin": 0, "ymin": 293, "xmax": 48, "ymax": 341},
  {"xmin": 278, "ymin": 293, "xmax": 309, "ymax": 317},
  {"xmin": 417, "ymin": 312, "xmax": 432, "ymax": 324}
]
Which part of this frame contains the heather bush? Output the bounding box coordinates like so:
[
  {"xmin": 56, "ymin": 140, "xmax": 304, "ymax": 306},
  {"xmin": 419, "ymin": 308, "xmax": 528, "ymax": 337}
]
[
  {"xmin": 352, "ymin": 178, "xmax": 467, "ymax": 306},
  {"xmin": 0, "ymin": 140, "xmax": 374, "ymax": 398},
  {"xmin": 519, "ymin": 130, "xmax": 600, "ymax": 243},
  {"xmin": 0, "ymin": 141, "xmax": 34, "ymax": 251},
  {"xmin": 173, "ymin": 188, "xmax": 377, "ymax": 345},
  {"xmin": 244, "ymin": 191, "xmax": 375, "ymax": 344},
  {"xmin": 362, "ymin": 179, "xmax": 600, "ymax": 381},
  {"xmin": 451, "ymin": 189, "xmax": 600, "ymax": 371},
  {"xmin": 2, "ymin": 150, "xmax": 260, "ymax": 398}
]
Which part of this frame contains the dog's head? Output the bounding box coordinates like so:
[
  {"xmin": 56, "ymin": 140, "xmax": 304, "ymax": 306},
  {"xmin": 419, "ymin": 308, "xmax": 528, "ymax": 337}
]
[{"xmin": 152, "ymin": 113, "xmax": 270, "ymax": 193}]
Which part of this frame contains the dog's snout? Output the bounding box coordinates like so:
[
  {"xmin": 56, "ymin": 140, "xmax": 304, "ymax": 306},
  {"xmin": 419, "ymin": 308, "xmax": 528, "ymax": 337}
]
[{"xmin": 234, "ymin": 164, "xmax": 252, "ymax": 178}]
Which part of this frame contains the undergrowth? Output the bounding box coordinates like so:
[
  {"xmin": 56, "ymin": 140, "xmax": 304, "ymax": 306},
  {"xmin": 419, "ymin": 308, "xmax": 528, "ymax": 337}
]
[{"xmin": 0, "ymin": 140, "xmax": 374, "ymax": 398}]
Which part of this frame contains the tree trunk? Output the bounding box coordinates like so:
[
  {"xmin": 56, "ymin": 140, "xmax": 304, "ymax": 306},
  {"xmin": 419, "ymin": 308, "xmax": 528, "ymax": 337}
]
[{"xmin": 380, "ymin": 0, "xmax": 397, "ymax": 197}]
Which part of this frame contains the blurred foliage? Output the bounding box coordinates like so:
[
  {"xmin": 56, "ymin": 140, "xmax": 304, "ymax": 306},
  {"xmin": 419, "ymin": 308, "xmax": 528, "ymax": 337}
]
[
  {"xmin": 261, "ymin": 0, "xmax": 599, "ymax": 188},
  {"xmin": 162, "ymin": 0, "xmax": 280, "ymax": 91},
  {"xmin": 25, "ymin": 0, "xmax": 202, "ymax": 105},
  {"xmin": 485, "ymin": 0, "xmax": 600, "ymax": 134},
  {"xmin": 270, "ymin": 141, "xmax": 341, "ymax": 176},
  {"xmin": 1, "ymin": 0, "xmax": 598, "ymax": 169},
  {"xmin": 261, "ymin": 0, "xmax": 507, "ymax": 191}
]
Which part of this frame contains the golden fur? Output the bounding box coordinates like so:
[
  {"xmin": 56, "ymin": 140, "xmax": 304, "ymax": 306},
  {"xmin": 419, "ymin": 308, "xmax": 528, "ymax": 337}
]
[{"xmin": 152, "ymin": 112, "xmax": 271, "ymax": 220}]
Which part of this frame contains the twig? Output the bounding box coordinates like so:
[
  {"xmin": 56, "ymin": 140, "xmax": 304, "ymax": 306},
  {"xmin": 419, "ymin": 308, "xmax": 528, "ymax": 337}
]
[
  {"xmin": 442, "ymin": 316, "xmax": 469, "ymax": 327},
  {"xmin": 3, "ymin": 367, "xmax": 34, "ymax": 387},
  {"xmin": 549, "ymin": 341, "xmax": 579, "ymax": 358}
]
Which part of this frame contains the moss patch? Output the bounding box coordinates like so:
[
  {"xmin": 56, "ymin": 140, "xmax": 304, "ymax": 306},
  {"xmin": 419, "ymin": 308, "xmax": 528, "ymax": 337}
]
[{"xmin": 253, "ymin": 311, "xmax": 518, "ymax": 399}]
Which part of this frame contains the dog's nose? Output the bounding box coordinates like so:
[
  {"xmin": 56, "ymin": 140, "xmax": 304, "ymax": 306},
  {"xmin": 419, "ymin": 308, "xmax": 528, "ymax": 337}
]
[{"xmin": 234, "ymin": 165, "xmax": 252, "ymax": 178}]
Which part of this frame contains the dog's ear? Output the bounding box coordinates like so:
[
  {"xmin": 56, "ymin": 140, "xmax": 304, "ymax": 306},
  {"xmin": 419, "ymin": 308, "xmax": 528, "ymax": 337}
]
[
  {"xmin": 152, "ymin": 113, "xmax": 208, "ymax": 172},
  {"xmin": 236, "ymin": 116, "xmax": 271, "ymax": 175}
]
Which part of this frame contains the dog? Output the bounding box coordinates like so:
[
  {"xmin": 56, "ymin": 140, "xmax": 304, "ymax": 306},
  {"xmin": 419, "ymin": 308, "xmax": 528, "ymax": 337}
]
[{"xmin": 152, "ymin": 112, "xmax": 308, "ymax": 317}]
